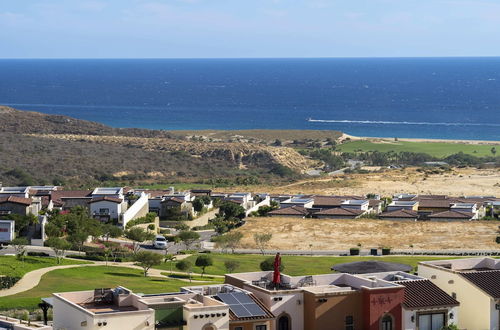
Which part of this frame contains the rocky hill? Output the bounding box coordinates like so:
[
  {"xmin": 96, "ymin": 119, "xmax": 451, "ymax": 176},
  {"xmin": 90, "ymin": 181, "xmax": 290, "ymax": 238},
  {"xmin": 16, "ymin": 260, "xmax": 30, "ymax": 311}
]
[{"xmin": 0, "ymin": 106, "xmax": 330, "ymax": 187}]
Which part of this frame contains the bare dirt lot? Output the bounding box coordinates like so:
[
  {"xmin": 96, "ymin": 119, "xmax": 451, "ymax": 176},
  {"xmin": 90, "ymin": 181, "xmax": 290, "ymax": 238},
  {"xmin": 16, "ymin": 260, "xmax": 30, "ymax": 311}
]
[
  {"xmin": 227, "ymin": 167, "xmax": 500, "ymax": 197},
  {"xmin": 235, "ymin": 217, "xmax": 500, "ymax": 250}
]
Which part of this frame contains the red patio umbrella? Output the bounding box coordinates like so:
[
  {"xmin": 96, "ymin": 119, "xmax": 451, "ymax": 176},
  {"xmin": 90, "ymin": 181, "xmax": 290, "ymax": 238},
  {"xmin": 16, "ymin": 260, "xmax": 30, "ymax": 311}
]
[{"xmin": 272, "ymin": 252, "xmax": 281, "ymax": 286}]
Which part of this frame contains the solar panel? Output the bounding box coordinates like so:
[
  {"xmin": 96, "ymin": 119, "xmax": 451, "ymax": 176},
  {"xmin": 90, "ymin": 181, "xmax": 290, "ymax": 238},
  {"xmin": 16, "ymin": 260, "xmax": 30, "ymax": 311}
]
[
  {"xmin": 229, "ymin": 304, "xmax": 252, "ymax": 317},
  {"xmin": 242, "ymin": 303, "xmax": 266, "ymax": 316},
  {"xmin": 217, "ymin": 293, "xmax": 239, "ymax": 304},
  {"xmin": 233, "ymin": 292, "xmax": 254, "ymax": 304}
]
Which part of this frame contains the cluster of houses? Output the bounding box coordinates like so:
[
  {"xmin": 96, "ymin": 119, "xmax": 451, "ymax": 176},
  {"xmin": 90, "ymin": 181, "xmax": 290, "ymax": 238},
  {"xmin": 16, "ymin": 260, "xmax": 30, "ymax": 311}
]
[
  {"xmin": 0, "ymin": 184, "xmax": 498, "ymax": 245},
  {"xmin": 2, "ymin": 257, "xmax": 499, "ymax": 330},
  {"xmin": 267, "ymin": 193, "xmax": 499, "ymax": 221}
]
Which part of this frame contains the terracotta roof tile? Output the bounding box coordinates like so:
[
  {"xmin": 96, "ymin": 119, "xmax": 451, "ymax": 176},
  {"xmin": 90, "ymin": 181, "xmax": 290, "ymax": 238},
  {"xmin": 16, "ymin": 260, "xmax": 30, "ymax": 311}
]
[
  {"xmin": 268, "ymin": 206, "xmax": 309, "ymax": 216},
  {"xmin": 394, "ymin": 279, "xmax": 459, "ymax": 309},
  {"xmin": 379, "ymin": 209, "xmax": 418, "ymax": 218},
  {"xmin": 315, "ymin": 207, "xmax": 364, "ymax": 216},
  {"xmin": 429, "ymin": 210, "xmax": 473, "ymax": 219},
  {"xmin": 89, "ymin": 196, "xmax": 123, "ymax": 203},
  {"xmin": 460, "ymin": 270, "xmax": 500, "ymax": 299},
  {"xmin": 0, "ymin": 196, "xmax": 32, "ymax": 206}
]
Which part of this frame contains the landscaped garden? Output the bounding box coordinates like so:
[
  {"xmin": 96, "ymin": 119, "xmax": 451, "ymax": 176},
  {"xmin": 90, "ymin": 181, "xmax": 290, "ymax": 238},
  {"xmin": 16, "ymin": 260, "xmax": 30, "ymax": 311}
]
[
  {"xmin": 0, "ymin": 265, "xmax": 215, "ymax": 310},
  {"xmin": 0, "ymin": 255, "xmax": 90, "ymax": 278},
  {"xmin": 155, "ymin": 253, "xmax": 461, "ymax": 276}
]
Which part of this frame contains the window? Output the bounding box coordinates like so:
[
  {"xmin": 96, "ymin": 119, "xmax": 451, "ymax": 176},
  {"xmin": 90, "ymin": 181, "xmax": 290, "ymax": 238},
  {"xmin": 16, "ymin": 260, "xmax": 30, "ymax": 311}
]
[
  {"xmin": 418, "ymin": 313, "xmax": 445, "ymax": 330},
  {"xmin": 255, "ymin": 325, "xmax": 267, "ymax": 330},
  {"xmin": 99, "ymin": 208, "xmax": 109, "ymax": 214},
  {"xmin": 234, "ymin": 327, "xmax": 243, "ymax": 330},
  {"xmin": 381, "ymin": 314, "xmax": 393, "ymax": 330},
  {"xmin": 345, "ymin": 315, "xmax": 354, "ymax": 330},
  {"xmin": 278, "ymin": 315, "xmax": 290, "ymax": 330}
]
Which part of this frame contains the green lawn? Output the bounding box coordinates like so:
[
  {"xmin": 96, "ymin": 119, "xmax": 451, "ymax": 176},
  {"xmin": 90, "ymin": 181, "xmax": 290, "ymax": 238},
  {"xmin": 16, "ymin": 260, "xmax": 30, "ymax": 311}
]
[
  {"xmin": 0, "ymin": 266, "xmax": 213, "ymax": 310},
  {"xmin": 337, "ymin": 140, "xmax": 498, "ymax": 158},
  {"xmin": 155, "ymin": 254, "xmax": 459, "ymax": 276},
  {"xmin": 0, "ymin": 256, "xmax": 90, "ymax": 278}
]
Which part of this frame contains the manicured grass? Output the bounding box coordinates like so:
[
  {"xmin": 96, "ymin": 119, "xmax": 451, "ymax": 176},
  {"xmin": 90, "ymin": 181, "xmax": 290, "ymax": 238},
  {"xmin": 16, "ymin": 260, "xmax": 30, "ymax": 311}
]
[
  {"xmin": 155, "ymin": 254, "xmax": 460, "ymax": 276},
  {"xmin": 0, "ymin": 256, "xmax": 90, "ymax": 278},
  {"xmin": 337, "ymin": 140, "xmax": 497, "ymax": 158},
  {"xmin": 0, "ymin": 266, "xmax": 213, "ymax": 310}
]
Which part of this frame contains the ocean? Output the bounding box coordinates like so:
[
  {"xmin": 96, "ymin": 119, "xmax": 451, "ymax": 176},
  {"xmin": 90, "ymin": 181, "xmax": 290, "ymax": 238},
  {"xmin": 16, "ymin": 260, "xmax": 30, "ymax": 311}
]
[{"xmin": 1, "ymin": 58, "xmax": 499, "ymax": 140}]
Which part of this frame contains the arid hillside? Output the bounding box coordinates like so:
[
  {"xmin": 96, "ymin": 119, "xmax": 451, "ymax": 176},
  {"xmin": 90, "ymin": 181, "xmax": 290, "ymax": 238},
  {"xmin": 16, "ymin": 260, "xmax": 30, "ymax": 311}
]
[{"xmin": 0, "ymin": 106, "xmax": 325, "ymax": 187}]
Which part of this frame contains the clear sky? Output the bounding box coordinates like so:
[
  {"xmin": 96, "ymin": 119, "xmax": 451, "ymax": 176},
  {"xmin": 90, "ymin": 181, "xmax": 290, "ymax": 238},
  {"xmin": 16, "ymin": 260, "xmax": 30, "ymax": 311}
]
[{"xmin": 1, "ymin": 0, "xmax": 499, "ymax": 58}]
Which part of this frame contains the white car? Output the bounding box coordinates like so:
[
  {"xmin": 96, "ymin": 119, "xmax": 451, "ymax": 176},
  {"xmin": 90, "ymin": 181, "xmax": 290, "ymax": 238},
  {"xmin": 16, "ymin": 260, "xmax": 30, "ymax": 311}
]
[{"xmin": 153, "ymin": 235, "xmax": 168, "ymax": 249}]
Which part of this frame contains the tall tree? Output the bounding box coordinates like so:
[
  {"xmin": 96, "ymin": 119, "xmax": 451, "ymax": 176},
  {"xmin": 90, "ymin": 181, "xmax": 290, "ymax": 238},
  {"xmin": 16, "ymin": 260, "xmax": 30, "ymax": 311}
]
[
  {"xmin": 133, "ymin": 251, "xmax": 163, "ymax": 277},
  {"xmin": 254, "ymin": 233, "xmax": 272, "ymax": 255},
  {"xmin": 125, "ymin": 227, "xmax": 154, "ymax": 254},
  {"xmin": 178, "ymin": 230, "xmax": 200, "ymax": 250},
  {"xmin": 195, "ymin": 255, "xmax": 213, "ymax": 277},
  {"xmin": 11, "ymin": 237, "xmax": 29, "ymax": 262}
]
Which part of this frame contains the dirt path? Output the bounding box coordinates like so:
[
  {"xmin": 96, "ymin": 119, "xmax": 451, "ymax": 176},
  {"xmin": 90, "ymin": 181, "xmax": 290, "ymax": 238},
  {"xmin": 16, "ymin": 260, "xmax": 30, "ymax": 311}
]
[{"xmin": 0, "ymin": 259, "xmax": 223, "ymax": 297}]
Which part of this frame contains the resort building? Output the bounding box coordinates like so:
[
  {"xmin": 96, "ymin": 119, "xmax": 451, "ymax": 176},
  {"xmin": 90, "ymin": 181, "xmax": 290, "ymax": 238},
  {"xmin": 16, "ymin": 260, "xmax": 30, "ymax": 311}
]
[
  {"xmin": 225, "ymin": 271, "xmax": 406, "ymax": 330},
  {"xmin": 47, "ymin": 285, "xmax": 273, "ymax": 330},
  {"xmin": 418, "ymin": 257, "xmax": 500, "ymax": 330},
  {"xmin": 361, "ymin": 272, "xmax": 459, "ymax": 330}
]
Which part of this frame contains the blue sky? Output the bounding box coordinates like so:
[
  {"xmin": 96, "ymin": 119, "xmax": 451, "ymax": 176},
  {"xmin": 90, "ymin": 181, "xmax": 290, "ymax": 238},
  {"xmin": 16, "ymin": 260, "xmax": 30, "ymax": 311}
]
[{"xmin": 1, "ymin": 0, "xmax": 499, "ymax": 58}]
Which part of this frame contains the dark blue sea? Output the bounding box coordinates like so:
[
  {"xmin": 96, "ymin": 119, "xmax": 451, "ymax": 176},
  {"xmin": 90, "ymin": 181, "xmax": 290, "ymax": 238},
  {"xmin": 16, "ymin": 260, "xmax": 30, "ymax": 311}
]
[{"xmin": 1, "ymin": 58, "xmax": 499, "ymax": 140}]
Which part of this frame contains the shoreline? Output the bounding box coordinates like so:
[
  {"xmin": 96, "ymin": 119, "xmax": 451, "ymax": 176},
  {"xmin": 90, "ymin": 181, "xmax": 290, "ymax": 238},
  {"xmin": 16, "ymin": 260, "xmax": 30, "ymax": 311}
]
[{"xmin": 340, "ymin": 133, "xmax": 500, "ymax": 145}]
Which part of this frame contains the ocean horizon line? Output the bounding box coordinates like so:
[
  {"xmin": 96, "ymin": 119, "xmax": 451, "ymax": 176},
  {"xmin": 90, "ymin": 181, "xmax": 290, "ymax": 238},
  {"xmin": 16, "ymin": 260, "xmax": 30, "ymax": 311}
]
[{"xmin": 1, "ymin": 56, "xmax": 500, "ymax": 61}]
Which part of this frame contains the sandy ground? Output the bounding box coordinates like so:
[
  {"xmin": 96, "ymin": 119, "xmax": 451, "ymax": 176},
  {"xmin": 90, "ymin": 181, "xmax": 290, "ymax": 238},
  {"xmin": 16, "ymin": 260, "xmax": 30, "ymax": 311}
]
[
  {"xmin": 235, "ymin": 218, "xmax": 499, "ymax": 250},
  {"xmin": 226, "ymin": 167, "xmax": 500, "ymax": 196}
]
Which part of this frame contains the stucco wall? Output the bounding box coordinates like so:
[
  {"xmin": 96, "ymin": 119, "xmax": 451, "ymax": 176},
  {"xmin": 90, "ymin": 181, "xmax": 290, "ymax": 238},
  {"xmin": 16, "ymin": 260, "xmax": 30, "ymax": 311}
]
[{"xmin": 418, "ymin": 264, "xmax": 493, "ymax": 330}]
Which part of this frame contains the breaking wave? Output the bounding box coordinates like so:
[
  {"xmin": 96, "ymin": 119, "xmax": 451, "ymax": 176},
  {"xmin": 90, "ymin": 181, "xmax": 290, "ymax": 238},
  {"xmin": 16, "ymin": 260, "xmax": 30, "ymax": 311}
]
[{"xmin": 307, "ymin": 119, "xmax": 500, "ymax": 127}]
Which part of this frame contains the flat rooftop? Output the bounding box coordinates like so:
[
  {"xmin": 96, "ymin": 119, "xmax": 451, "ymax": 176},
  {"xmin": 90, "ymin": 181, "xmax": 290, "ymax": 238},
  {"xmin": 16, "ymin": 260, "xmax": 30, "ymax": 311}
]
[
  {"xmin": 420, "ymin": 257, "xmax": 500, "ymax": 272},
  {"xmin": 227, "ymin": 271, "xmax": 401, "ymax": 294}
]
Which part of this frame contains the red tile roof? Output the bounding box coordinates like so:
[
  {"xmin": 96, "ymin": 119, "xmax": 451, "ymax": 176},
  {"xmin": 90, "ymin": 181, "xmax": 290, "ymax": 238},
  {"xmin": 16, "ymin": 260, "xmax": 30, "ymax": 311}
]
[
  {"xmin": 394, "ymin": 279, "xmax": 459, "ymax": 309},
  {"xmin": 51, "ymin": 190, "xmax": 92, "ymax": 200},
  {"xmin": 368, "ymin": 199, "xmax": 383, "ymax": 207},
  {"xmin": 312, "ymin": 195, "xmax": 364, "ymax": 208},
  {"xmin": 417, "ymin": 199, "xmax": 453, "ymax": 209},
  {"xmin": 379, "ymin": 209, "xmax": 418, "ymax": 219},
  {"xmin": 0, "ymin": 196, "xmax": 32, "ymax": 206},
  {"xmin": 89, "ymin": 196, "xmax": 123, "ymax": 204},
  {"xmin": 428, "ymin": 210, "xmax": 473, "ymax": 219},
  {"xmin": 460, "ymin": 270, "xmax": 500, "ymax": 299},
  {"xmin": 315, "ymin": 207, "xmax": 364, "ymax": 216},
  {"xmin": 163, "ymin": 197, "xmax": 186, "ymax": 204},
  {"xmin": 268, "ymin": 206, "xmax": 309, "ymax": 216}
]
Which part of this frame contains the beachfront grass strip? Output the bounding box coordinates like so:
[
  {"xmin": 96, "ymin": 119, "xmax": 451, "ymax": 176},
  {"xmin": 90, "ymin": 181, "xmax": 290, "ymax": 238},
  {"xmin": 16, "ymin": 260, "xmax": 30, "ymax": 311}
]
[
  {"xmin": 154, "ymin": 254, "xmax": 458, "ymax": 276},
  {"xmin": 337, "ymin": 140, "xmax": 497, "ymax": 158},
  {"xmin": 0, "ymin": 265, "xmax": 214, "ymax": 310},
  {"xmin": 0, "ymin": 256, "xmax": 90, "ymax": 278}
]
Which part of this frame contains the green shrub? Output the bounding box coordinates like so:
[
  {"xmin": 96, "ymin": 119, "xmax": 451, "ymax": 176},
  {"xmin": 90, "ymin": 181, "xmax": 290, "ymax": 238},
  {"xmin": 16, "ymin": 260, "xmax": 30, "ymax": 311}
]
[
  {"xmin": 260, "ymin": 257, "xmax": 285, "ymax": 271},
  {"xmin": 382, "ymin": 247, "xmax": 391, "ymax": 255}
]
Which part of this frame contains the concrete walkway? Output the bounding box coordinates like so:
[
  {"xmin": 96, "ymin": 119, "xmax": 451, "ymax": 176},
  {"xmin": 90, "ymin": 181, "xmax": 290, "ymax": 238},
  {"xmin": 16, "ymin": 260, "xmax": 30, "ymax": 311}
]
[
  {"xmin": 0, "ymin": 263, "xmax": 104, "ymax": 297},
  {"xmin": 0, "ymin": 259, "xmax": 223, "ymax": 297}
]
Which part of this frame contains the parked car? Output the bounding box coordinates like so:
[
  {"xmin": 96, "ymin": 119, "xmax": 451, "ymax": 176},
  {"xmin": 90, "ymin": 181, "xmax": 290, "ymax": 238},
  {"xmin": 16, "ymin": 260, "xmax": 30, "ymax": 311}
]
[{"xmin": 153, "ymin": 235, "xmax": 168, "ymax": 249}]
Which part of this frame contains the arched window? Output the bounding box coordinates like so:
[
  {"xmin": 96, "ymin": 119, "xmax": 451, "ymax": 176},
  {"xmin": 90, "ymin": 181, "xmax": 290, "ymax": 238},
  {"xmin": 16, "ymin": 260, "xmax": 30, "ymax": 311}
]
[
  {"xmin": 202, "ymin": 324, "xmax": 216, "ymax": 330},
  {"xmin": 278, "ymin": 314, "xmax": 291, "ymax": 330},
  {"xmin": 380, "ymin": 314, "xmax": 393, "ymax": 330}
]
